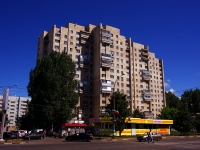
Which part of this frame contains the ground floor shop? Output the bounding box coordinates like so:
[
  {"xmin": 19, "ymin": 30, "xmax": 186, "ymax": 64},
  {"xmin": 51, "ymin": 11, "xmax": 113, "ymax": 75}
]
[{"xmin": 89, "ymin": 117, "xmax": 173, "ymax": 136}]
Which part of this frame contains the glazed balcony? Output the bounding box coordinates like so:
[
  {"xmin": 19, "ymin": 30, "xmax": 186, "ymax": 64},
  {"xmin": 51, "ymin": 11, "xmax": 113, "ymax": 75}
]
[
  {"xmin": 101, "ymin": 53, "xmax": 112, "ymax": 60},
  {"xmin": 142, "ymin": 70, "xmax": 151, "ymax": 75},
  {"xmin": 141, "ymin": 52, "xmax": 148, "ymax": 56},
  {"xmin": 80, "ymin": 39, "xmax": 90, "ymax": 45},
  {"xmin": 141, "ymin": 56, "xmax": 149, "ymax": 61},
  {"xmin": 79, "ymin": 61, "xmax": 90, "ymax": 68},
  {"xmin": 142, "ymin": 74, "xmax": 151, "ymax": 80},
  {"xmin": 101, "ymin": 30, "xmax": 112, "ymax": 37},
  {"xmin": 80, "ymin": 31, "xmax": 90, "ymax": 39},
  {"xmin": 142, "ymin": 90, "xmax": 151, "ymax": 94},
  {"xmin": 143, "ymin": 95, "xmax": 153, "ymax": 102},
  {"xmin": 101, "ymin": 80, "xmax": 111, "ymax": 86},
  {"xmin": 101, "ymin": 36, "xmax": 112, "ymax": 44},
  {"xmin": 101, "ymin": 86, "xmax": 112, "ymax": 93}
]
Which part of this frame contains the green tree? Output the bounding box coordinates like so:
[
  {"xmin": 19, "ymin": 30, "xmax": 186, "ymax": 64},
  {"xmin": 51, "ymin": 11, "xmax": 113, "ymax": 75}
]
[
  {"xmin": 158, "ymin": 107, "xmax": 178, "ymax": 120},
  {"xmin": 173, "ymin": 98, "xmax": 192, "ymax": 133},
  {"xmin": 166, "ymin": 91, "xmax": 180, "ymax": 109},
  {"xmin": 132, "ymin": 109, "xmax": 144, "ymax": 118},
  {"xmin": 105, "ymin": 92, "xmax": 130, "ymax": 136},
  {"xmin": 25, "ymin": 51, "xmax": 78, "ymax": 131}
]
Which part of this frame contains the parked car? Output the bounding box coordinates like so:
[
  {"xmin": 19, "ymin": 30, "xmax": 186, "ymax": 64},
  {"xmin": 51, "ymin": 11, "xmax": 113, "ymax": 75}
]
[
  {"xmin": 3, "ymin": 132, "xmax": 17, "ymax": 139},
  {"xmin": 54, "ymin": 130, "xmax": 67, "ymax": 138},
  {"xmin": 23, "ymin": 132, "xmax": 45, "ymax": 140},
  {"xmin": 137, "ymin": 132, "xmax": 162, "ymax": 142},
  {"xmin": 46, "ymin": 130, "xmax": 55, "ymax": 137},
  {"xmin": 65, "ymin": 133, "xmax": 94, "ymax": 142}
]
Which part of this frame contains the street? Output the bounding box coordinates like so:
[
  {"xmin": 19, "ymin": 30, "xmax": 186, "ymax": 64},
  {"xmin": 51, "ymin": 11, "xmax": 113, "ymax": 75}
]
[{"xmin": 0, "ymin": 136, "xmax": 200, "ymax": 150}]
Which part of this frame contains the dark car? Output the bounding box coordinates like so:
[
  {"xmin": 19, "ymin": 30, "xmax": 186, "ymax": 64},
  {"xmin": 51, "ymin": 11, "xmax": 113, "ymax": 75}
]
[
  {"xmin": 65, "ymin": 133, "xmax": 93, "ymax": 142},
  {"xmin": 54, "ymin": 130, "xmax": 67, "ymax": 138},
  {"xmin": 137, "ymin": 132, "xmax": 162, "ymax": 142},
  {"xmin": 3, "ymin": 132, "xmax": 17, "ymax": 139},
  {"xmin": 46, "ymin": 130, "xmax": 55, "ymax": 137},
  {"xmin": 23, "ymin": 132, "xmax": 45, "ymax": 140}
]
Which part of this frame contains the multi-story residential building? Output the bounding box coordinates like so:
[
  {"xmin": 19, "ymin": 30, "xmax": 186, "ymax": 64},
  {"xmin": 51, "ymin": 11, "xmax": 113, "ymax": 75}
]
[
  {"xmin": 0, "ymin": 95, "xmax": 31, "ymax": 128},
  {"xmin": 37, "ymin": 23, "xmax": 165, "ymax": 124}
]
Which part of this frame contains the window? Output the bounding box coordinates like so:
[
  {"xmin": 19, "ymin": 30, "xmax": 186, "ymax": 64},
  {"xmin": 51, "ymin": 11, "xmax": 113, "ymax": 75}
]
[
  {"xmin": 55, "ymin": 33, "xmax": 60, "ymax": 37},
  {"xmin": 69, "ymin": 54, "xmax": 72, "ymax": 58},
  {"xmin": 64, "ymin": 41, "xmax": 67, "ymax": 44},
  {"xmin": 110, "ymin": 69, "xmax": 114, "ymax": 72},
  {"xmin": 110, "ymin": 45, "xmax": 114, "ymax": 48},
  {"xmin": 76, "ymin": 37, "xmax": 79, "ymax": 41},
  {"xmin": 64, "ymin": 35, "xmax": 67, "ymax": 38},
  {"xmin": 54, "ymin": 46, "xmax": 60, "ymax": 49},
  {"xmin": 71, "ymin": 30, "xmax": 73, "ymax": 34},
  {"xmin": 116, "ymin": 41, "xmax": 118, "ymax": 44},
  {"xmin": 70, "ymin": 36, "xmax": 73, "ymax": 39},
  {"xmin": 76, "ymin": 43, "xmax": 80, "ymax": 47},
  {"xmin": 75, "ymin": 55, "xmax": 79, "ymax": 59},
  {"xmin": 70, "ymin": 48, "xmax": 73, "ymax": 52},
  {"xmin": 116, "ymin": 35, "xmax": 118, "ymax": 38},
  {"xmin": 116, "ymin": 46, "xmax": 119, "ymax": 49},
  {"xmin": 120, "ymin": 42, "xmax": 122, "ymax": 45},
  {"xmin": 70, "ymin": 42, "xmax": 73, "ymax": 45},
  {"xmin": 116, "ymin": 58, "xmax": 119, "ymax": 62},
  {"xmin": 76, "ymin": 49, "xmax": 80, "ymax": 53},
  {"xmin": 120, "ymin": 48, "xmax": 123, "ymax": 51},
  {"xmin": 116, "ymin": 64, "xmax": 119, "ymax": 68},
  {"xmin": 116, "ymin": 52, "xmax": 119, "ymax": 56},
  {"xmin": 76, "ymin": 32, "xmax": 80, "ymax": 35},
  {"xmin": 75, "ymin": 74, "xmax": 79, "ymax": 78},
  {"xmin": 102, "ymin": 49, "xmax": 106, "ymax": 53},
  {"xmin": 110, "ymin": 75, "xmax": 114, "ymax": 78}
]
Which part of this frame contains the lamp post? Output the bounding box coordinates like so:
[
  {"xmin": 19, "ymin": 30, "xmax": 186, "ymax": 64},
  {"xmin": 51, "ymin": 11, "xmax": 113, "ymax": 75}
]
[
  {"xmin": 112, "ymin": 73, "xmax": 125, "ymax": 138},
  {"xmin": 1, "ymin": 84, "xmax": 18, "ymax": 141}
]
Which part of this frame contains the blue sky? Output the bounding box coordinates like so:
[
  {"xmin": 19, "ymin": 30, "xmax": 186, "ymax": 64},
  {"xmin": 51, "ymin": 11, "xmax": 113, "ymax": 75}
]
[{"xmin": 0, "ymin": 0, "xmax": 200, "ymax": 97}]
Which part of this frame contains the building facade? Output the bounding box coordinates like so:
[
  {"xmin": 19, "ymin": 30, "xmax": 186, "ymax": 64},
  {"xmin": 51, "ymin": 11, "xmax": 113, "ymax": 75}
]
[
  {"xmin": 37, "ymin": 23, "xmax": 165, "ymax": 124},
  {"xmin": 0, "ymin": 95, "xmax": 31, "ymax": 128}
]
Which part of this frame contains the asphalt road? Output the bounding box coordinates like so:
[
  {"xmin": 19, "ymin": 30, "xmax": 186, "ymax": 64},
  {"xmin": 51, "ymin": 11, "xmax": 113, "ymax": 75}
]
[{"xmin": 0, "ymin": 136, "xmax": 200, "ymax": 150}]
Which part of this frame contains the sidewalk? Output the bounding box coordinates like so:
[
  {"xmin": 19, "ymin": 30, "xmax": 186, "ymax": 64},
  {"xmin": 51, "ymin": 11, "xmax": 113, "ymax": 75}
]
[{"xmin": 94, "ymin": 135, "xmax": 200, "ymax": 141}]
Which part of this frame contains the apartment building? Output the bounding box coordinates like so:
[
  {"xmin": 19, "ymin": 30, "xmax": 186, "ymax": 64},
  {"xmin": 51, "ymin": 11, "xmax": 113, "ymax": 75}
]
[
  {"xmin": 37, "ymin": 23, "xmax": 165, "ymax": 124},
  {"xmin": 0, "ymin": 95, "xmax": 31, "ymax": 127}
]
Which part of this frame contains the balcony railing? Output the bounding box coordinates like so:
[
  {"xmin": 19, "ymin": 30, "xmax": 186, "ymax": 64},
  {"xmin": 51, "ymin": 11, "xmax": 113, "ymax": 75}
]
[{"xmin": 141, "ymin": 52, "xmax": 148, "ymax": 56}]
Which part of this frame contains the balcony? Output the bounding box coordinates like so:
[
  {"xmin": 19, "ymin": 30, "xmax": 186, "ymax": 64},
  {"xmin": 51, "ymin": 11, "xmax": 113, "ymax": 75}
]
[
  {"xmin": 101, "ymin": 36, "xmax": 112, "ymax": 44},
  {"xmin": 101, "ymin": 86, "xmax": 112, "ymax": 93},
  {"xmin": 141, "ymin": 56, "xmax": 149, "ymax": 61},
  {"xmin": 142, "ymin": 70, "xmax": 151, "ymax": 75},
  {"xmin": 101, "ymin": 53, "xmax": 112, "ymax": 60},
  {"xmin": 101, "ymin": 30, "xmax": 111, "ymax": 37},
  {"xmin": 80, "ymin": 31, "xmax": 90, "ymax": 39},
  {"xmin": 101, "ymin": 60, "xmax": 112, "ymax": 68},
  {"xmin": 141, "ymin": 46, "xmax": 149, "ymax": 52},
  {"xmin": 80, "ymin": 39, "xmax": 90, "ymax": 45},
  {"xmin": 142, "ymin": 74, "xmax": 151, "ymax": 80},
  {"xmin": 143, "ymin": 111, "xmax": 153, "ymax": 118},
  {"xmin": 79, "ymin": 62, "xmax": 90, "ymax": 68},
  {"xmin": 143, "ymin": 89, "xmax": 151, "ymax": 94},
  {"xmin": 141, "ymin": 52, "xmax": 148, "ymax": 56},
  {"xmin": 143, "ymin": 95, "xmax": 153, "ymax": 102},
  {"xmin": 79, "ymin": 81, "xmax": 83, "ymax": 87},
  {"xmin": 101, "ymin": 80, "xmax": 111, "ymax": 86}
]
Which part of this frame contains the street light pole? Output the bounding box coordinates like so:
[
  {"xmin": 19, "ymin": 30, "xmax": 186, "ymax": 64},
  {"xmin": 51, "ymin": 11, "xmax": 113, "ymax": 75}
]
[
  {"xmin": 0, "ymin": 84, "xmax": 18, "ymax": 141},
  {"xmin": 112, "ymin": 73, "xmax": 125, "ymax": 138}
]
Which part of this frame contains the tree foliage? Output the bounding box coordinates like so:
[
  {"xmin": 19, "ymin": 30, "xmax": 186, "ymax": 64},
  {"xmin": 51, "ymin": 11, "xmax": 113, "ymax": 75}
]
[
  {"xmin": 132, "ymin": 109, "xmax": 144, "ymax": 118},
  {"xmin": 23, "ymin": 51, "xmax": 78, "ymax": 130},
  {"xmin": 105, "ymin": 92, "xmax": 130, "ymax": 136},
  {"xmin": 166, "ymin": 91, "xmax": 180, "ymax": 108},
  {"xmin": 160, "ymin": 89, "xmax": 200, "ymax": 133}
]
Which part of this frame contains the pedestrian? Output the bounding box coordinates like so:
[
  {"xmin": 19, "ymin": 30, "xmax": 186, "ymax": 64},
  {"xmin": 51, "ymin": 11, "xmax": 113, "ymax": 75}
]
[{"xmin": 148, "ymin": 129, "xmax": 154, "ymax": 143}]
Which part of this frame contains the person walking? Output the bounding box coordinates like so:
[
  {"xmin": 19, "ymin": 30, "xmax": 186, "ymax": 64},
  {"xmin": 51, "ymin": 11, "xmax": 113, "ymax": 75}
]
[{"xmin": 148, "ymin": 129, "xmax": 154, "ymax": 143}]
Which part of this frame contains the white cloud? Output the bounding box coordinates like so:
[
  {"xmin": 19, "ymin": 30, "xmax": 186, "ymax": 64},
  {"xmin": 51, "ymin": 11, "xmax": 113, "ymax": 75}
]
[
  {"xmin": 169, "ymin": 88, "xmax": 175, "ymax": 93},
  {"xmin": 167, "ymin": 79, "xmax": 171, "ymax": 82},
  {"xmin": 164, "ymin": 82, "xmax": 170, "ymax": 87}
]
